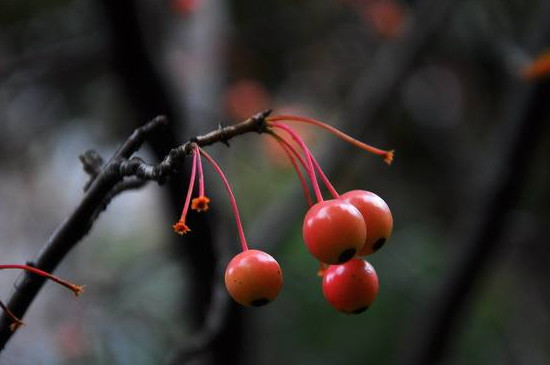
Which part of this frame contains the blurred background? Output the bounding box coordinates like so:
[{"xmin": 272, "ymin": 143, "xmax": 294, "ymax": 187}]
[{"xmin": 0, "ymin": 0, "xmax": 549, "ymax": 364}]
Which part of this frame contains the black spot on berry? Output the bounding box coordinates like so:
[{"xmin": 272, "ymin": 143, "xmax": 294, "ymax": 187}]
[
  {"xmin": 250, "ymin": 298, "xmax": 270, "ymax": 307},
  {"xmin": 351, "ymin": 306, "xmax": 368, "ymax": 314},
  {"xmin": 338, "ymin": 249, "xmax": 356, "ymax": 263},
  {"xmin": 373, "ymin": 238, "xmax": 386, "ymax": 252}
]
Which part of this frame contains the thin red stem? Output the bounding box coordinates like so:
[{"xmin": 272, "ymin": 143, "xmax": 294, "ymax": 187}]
[
  {"xmin": 269, "ymin": 132, "xmax": 314, "ymax": 207},
  {"xmin": 195, "ymin": 144, "xmax": 206, "ymax": 197},
  {"xmin": 273, "ymin": 129, "xmax": 339, "ymax": 199},
  {"xmin": 309, "ymin": 151, "xmax": 339, "ymax": 199},
  {"xmin": 270, "ymin": 122, "xmax": 324, "ymax": 202},
  {"xmin": 199, "ymin": 148, "xmax": 249, "ymax": 251},
  {"xmin": 270, "ymin": 132, "xmax": 309, "ymax": 172},
  {"xmin": 0, "ymin": 300, "xmax": 24, "ymax": 331},
  {"xmin": 268, "ymin": 114, "xmax": 395, "ymax": 165},
  {"xmin": 178, "ymin": 147, "xmax": 198, "ymax": 223},
  {"xmin": 0, "ymin": 265, "xmax": 83, "ymax": 296}
]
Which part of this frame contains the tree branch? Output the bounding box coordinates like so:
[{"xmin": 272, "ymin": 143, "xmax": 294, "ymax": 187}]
[
  {"xmin": 0, "ymin": 110, "xmax": 271, "ymax": 351},
  {"xmin": 116, "ymin": 110, "xmax": 270, "ymax": 183}
]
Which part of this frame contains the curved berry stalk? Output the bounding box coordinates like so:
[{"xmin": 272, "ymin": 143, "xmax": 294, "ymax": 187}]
[
  {"xmin": 199, "ymin": 147, "xmax": 248, "ymax": 252},
  {"xmin": 270, "ymin": 122, "xmax": 367, "ymax": 264},
  {"xmin": 270, "ymin": 122, "xmax": 323, "ymax": 202},
  {"xmin": 0, "ymin": 265, "xmax": 84, "ymax": 330},
  {"xmin": 198, "ymin": 147, "xmax": 283, "ymax": 306},
  {"xmin": 0, "ymin": 300, "xmax": 24, "ymax": 331},
  {"xmin": 309, "ymin": 150, "xmax": 339, "ymax": 199},
  {"xmin": 271, "ymin": 130, "xmax": 339, "ymax": 201},
  {"xmin": 0, "ymin": 265, "xmax": 84, "ymax": 296},
  {"xmin": 173, "ymin": 146, "xmax": 198, "ymax": 234},
  {"xmin": 267, "ymin": 114, "xmax": 395, "ymax": 165},
  {"xmin": 267, "ymin": 132, "xmax": 313, "ymax": 207},
  {"xmin": 191, "ymin": 145, "xmax": 210, "ymax": 212}
]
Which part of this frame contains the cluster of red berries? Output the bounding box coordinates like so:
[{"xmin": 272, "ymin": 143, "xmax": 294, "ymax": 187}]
[
  {"xmin": 307, "ymin": 190, "xmax": 392, "ymax": 313},
  {"xmin": 174, "ymin": 113, "xmax": 394, "ymax": 314},
  {"xmin": 0, "ymin": 112, "xmax": 392, "ymax": 333}
]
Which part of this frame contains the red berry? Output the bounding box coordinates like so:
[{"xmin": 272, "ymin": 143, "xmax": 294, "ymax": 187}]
[
  {"xmin": 322, "ymin": 258, "xmax": 379, "ymax": 314},
  {"xmin": 340, "ymin": 190, "xmax": 393, "ymax": 256},
  {"xmin": 224, "ymin": 250, "xmax": 283, "ymax": 307},
  {"xmin": 303, "ymin": 200, "xmax": 366, "ymax": 264}
]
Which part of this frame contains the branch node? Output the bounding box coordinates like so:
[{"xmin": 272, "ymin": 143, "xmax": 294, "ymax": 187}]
[
  {"xmin": 217, "ymin": 124, "xmax": 231, "ymax": 147},
  {"xmin": 79, "ymin": 150, "xmax": 104, "ymax": 173},
  {"xmin": 80, "ymin": 150, "xmax": 105, "ymax": 191},
  {"xmin": 252, "ymin": 109, "xmax": 272, "ymax": 134}
]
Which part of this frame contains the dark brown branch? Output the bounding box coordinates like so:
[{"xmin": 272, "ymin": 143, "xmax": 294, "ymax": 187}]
[
  {"xmin": 116, "ymin": 109, "xmax": 271, "ymax": 183},
  {"xmin": 0, "ymin": 110, "xmax": 271, "ymax": 351}
]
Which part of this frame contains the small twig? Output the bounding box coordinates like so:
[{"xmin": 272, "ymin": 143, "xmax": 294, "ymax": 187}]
[
  {"xmin": 112, "ymin": 115, "xmax": 169, "ymax": 160},
  {"xmin": 79, "ymin": 149, "xmax": 104, "ymax": 176},
  {"xmin": 113, "ymin": 110, "xmax": 270, "ymax": 183},
  {"xmin": 0, "ymin": 301, "xmax": 24, "ymax": 332},
  {"xmin": 79, "ymin": 149, "xmax": 105, "ymax": 191}
]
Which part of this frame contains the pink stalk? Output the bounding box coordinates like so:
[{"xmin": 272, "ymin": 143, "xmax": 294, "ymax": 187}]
[
  {"xmin": 195, "ymin": 144, "xmax": 206, "ymax": 197},
  {"xmin": 173, "ymin": 147, "xmax": 198, "ymax": 234},
  {"xmin": 270, "ymin": 122, "xmax": 324, "ymax": 202},
  {"xmin": 271, "ymin": 133, "xmax": 309, "ymax": 173},
  {"xmin": 308, "ymin": 151, "xmax": 339, "ymax": 199},
  {"xmin": 0, "ymin": 265, "xmax": 83, "ymax": 296},
  {"xmin": 0, "ymin": 300, "xmax": 24, "ymax": 331},
  {"xmin": 199, "ymin": 148, "xmax": 249, "ymax": 252},
  {"xmin": 268, "ymin": 114, "xmax": 394, "ymax": 165},
  {"xmin": 273, "ymin": 129, "xmax": 339, "ymax": 200},
  {"xmin": 269, "ymin": 133, "xmax": 313, "ymax": 207}
]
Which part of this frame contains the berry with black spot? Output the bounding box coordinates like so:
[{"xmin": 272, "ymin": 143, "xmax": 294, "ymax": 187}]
[
  {"xmin": 224, "ymin": 250, "xmax": 283, "ymax": 307},
  {"xmin": 340, "ymin": 190, "xmax": 393, "ymax": 255},
  {"xmin": 303, "ymin": 199, "xmax": 366, "ymax": 264},
  {"xmin": 322, "ymin": 258, "xmax": 379, "ymax": 314}
]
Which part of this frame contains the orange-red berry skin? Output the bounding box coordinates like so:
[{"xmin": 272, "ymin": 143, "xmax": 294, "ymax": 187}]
[
  {"xmin": 341, "ymin": 190, "xmax": 393, "ymax": 256},
  {"xmin": 303, "ymin": 200, "xmax": 366, "ymax": 264},
  {"xmin": 322, "ymin": 258, "xmax": 379, "ymax": 314},
  {"xmin": 224, "ymin": 250, "xmax": 283, "ymax": 307}
]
